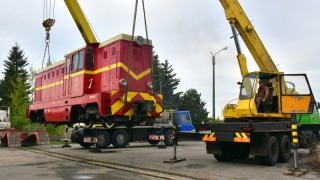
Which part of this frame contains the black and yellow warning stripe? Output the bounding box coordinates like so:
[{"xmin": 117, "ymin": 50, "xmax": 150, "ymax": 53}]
[
  {"xmin": 234, "ymin": 132, "xmax": 250, "ymax": 142},
  {"xmin": 202, "ymin": 132, "xmax": 216, "ymax": 142}
]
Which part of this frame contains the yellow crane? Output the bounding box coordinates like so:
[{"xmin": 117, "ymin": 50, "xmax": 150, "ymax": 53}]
[
  {"xmin": 64, "ymin": 0, "xmax": 98, "ymax": 44},
  {"xmin": 200, "ymin": 0, "xmax": 319, "ymax": 166},
  {"xmin": 220, "ymin": 0, "xmax": 316, "ymax": 119}
]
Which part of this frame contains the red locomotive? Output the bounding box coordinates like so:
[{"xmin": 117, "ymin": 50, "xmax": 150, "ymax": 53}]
[{"xmin": 27, "ymin": 34, "xmax": 163, "ymax": 128}]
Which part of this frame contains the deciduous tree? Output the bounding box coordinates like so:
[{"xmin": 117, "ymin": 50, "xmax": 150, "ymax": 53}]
[{"xmin": 179, "ymin": 88, "xmax": 209, "ymax": 130}]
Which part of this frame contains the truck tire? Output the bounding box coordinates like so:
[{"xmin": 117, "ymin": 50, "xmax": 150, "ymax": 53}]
[
  {"xmin": 311, "ymin": 131, "xmax": 319, "ymax": 143},
  {"xmin": 255, "ymin": 156, "xmax": 265, "ymax": 165},
  {"xmin": 148, "ymin": 140, "xmax": 160, "ymax": 145},
  {"xmin": 264, "ymin": 136, "xmax": 279, "ymax": 166},
  {"xmin": 222, "ymin": 145, "xmax": 234, "ymax": 162},
  {"xmin": 79, "ymin": 143, "xmax": 93, "ymax": 148},
  {"xmin": 96, "ymin": 130, "xmax": 111, "ymax": 149},
  {"xmin": 164, "ymin": 129, "xmax": 174, "ymax": 146},
  {"xmin": 213, "ymin": 154, "xmax": 225, "ymax": 161},
  {"xmin": 111, "ymin": 130, "xmax": 129, "ymax": 148},
  {"xmin": 277, "ymin": 135, "xmax": 291, "ymax": 163}
]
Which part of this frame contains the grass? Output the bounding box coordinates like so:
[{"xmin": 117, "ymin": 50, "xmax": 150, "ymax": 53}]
[{"xmin": 50, "ymin": 140, "xmax": 68, "ymax": 145}]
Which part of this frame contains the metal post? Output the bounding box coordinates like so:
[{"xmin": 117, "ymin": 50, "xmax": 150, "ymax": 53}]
[
  {"xmin": 212, "ymin": 55, "xmax": 216, "ymax": 122},
  {"xmin": 210, "ymin": 47, "xmax": 228, "ymax": 122},
  {"xmin": 284, "ymin": 121, "xmax": 308, "ymax": 176}
]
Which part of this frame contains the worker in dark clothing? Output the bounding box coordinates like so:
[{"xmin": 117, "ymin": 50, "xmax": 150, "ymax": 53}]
[{"xmin": 256, "ymin": 79, "xmax": 270, "ymax": 109}]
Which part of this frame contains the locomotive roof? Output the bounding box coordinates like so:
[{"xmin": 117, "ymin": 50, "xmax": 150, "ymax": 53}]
[
  {"xmin": 36, "ymin": 59, "xmax": 65, "ymax": 74},
  {"xmin": 99, "ymin": 33, "xmax": 153, "ymax": 48},
  {"xmin": 36, "ymin": 34, "xmax": 153, "ymax": 75}
]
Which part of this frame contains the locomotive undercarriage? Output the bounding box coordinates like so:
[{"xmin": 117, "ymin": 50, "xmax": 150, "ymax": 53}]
[
  {"xmin": 30, "ymin": 100, "xmax": 157, "ymax": 128},
  {"xmin": 77, "ymin": 100, "xmax": 156, "ymax": 128}
]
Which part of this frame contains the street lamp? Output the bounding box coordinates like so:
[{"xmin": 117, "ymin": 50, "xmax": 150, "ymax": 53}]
[{"xmin": 210, "ymin": 46, "xmax": 228, "ymax": 121}]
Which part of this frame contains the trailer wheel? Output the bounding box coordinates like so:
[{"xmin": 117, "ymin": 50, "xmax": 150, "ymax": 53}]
[
  {"xmin": 111, "ymin": 130, "xmax": 129, "ymax": 148},
  {"xmin": 96, "ymin": 131, "xmax": 111, "ymax": 149},
  {"xmin": 277, "ymin": 135, "xmax": 291, "ymax": 163},
  {"xmin": 79, "ymin": 143, "xmax": 93, "ymax": 148},
  {"xmin": 148, "ymin": 140, "xmax": 160, "ymax": 145},
  {"xmin": 164, "ymin": 129, "xmax": 174, "ymax": 146},
  {"xmin": 264, "ymin": 136, "xmax": 279, "ymax": 166}
]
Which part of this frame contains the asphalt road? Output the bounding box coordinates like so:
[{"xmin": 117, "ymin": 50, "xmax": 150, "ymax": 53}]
[{"xmin": 0, "ymin": 141, "xmax": 319, "ymax": 180}]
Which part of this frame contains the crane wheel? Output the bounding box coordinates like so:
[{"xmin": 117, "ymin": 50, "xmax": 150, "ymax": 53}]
[
  {"xmin": 263, "ymin": 136, "xmax": 279, "ymax": 166},
  {"xmin": 255, "ymin": 156, "xmax": 265, "ymax": 165},
  {"xmin": 213, "ymin": 154, "xmax": 225, "ymax": 161},
  {"xmin": 277, "ymin": 135, "xmax": 291, "ymax": 163}
]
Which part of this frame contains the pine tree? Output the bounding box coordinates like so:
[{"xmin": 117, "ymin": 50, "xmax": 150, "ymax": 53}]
[
  {"xmin": 161, "ymin": 60, "xmax": 181, "ymax": 109},
  {"xmin": 179, "ymin": 88, "xmax": 209, "ymax": 130},
  {"xmin": 152, "ymin": 53, "xmax": 162, "ymax": 94},
  {"xmin": 152, "ymin": 55, "xmax": 181, "ymax": 109},
  {"xmin": 0, "ymin": 43, "xmax": 31, "ymax": 106}
]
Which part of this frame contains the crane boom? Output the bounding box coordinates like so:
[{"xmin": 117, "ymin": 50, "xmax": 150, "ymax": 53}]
[
  {"xmin": 64, "ymin": 0, "xmax": 98, "ymax": 44},
  {"xmin": 220, "ymin": 0, "xmax": 278, "ymax": 72}
]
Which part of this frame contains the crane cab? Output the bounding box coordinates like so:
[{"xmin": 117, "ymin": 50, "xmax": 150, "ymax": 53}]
[{"xmin": 223, "ymin": 72, "xmax": 316, "ymax": 120}]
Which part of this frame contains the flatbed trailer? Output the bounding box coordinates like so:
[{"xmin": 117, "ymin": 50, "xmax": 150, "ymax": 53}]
[
  {"xmin": 199, "ymin": 120, "xmax": 320, "ymax": 165},
  {"xmin": 71, "ymin": 125, "xmax": 175, "ymax": 149}
]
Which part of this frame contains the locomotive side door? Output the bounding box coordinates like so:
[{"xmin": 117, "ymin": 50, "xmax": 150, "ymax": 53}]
[
  {"xmin": 65, "ymin": 57, "xmax": 71, "ymax": 97},
  {"xmin": 70, "ymin": 50, "xmax": 85, "ymax": 97}
]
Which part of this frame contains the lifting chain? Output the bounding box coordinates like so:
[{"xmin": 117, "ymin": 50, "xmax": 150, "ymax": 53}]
[
  {"xmin": 142, "ymin": 0, "xmax": 153, "ymax": 92},
  {"xmin": 42, "ymin": 31, "xmax": 52, "ymax": 69},
  {"xmin": 124, "ymin": 0, "xmax": 151, "ymax": 103},
  {"xmin": 41, "ymin": 0, "xmax": 56, "ymax": 68}
]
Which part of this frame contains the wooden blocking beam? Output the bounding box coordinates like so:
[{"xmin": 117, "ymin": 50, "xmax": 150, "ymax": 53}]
[
  {"xmin": 284, "ymin": 168, "xmax": 308, "ymax": 177},
  {"xmin": 163, "ymin": 158, "xmax": 186, "ymax": 164}
]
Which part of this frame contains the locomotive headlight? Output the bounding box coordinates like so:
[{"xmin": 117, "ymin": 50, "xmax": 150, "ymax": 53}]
[
  {"xmin": 136, "ymin": 36, "xmax": 144, "ymax": 45},
  {"xmin": 147, "ymin": 82, "xmax": 153, "ymax": 89},
  {"xmin": 119, "ymin": 79, "xmax": 128, "ymax": 87}
]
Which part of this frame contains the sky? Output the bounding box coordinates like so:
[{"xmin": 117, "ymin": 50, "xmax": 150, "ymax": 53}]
[{"xmin": 1, "ymin": 0, "xmax": 320, "ymax": 119}]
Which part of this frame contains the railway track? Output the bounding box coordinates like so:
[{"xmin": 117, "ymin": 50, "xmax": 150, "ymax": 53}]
[{"xmin": 22, "ymin": 147, "xmax": 204, "ymax": 180}]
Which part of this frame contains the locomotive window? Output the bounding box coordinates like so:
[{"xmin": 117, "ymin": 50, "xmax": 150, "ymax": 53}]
[
  {"xmin": 44, "ymin": 74, "xmax": 46, "ymax": 80},
  {"xmin": 57, "ymin": 70, "xmax": 59, "ymax": 76},
  {"xmin": 52, "ymin": 71, "xmax": 54, "ymax": 77},
  {"xmin": 103, "ymin": 51, "xmax": 108, "ymax": 59},
  {"xmin": 78, "ymin": 50, "xmax": 84, "ymax": 69},
  {"xmin": 86, "ymin": 49, "xmax": 94, "ymax": 69},
  {"xmin": 48, "ymin": 73, "xmax": 50, "ymax": 79},
  {"xmin": 62, "ymin": 68, "xmax": 64, "ymax": 74},
  {"xmin": 112, "ymin": 47, "xmax": 116, "ymax": 55},
  {"xmin": 66, "ymin": 58, "xmax": 70, "ymax": 73},
  {"xmin": 72, "ymin": 53, "xmax": 78, "ymax": 71}
]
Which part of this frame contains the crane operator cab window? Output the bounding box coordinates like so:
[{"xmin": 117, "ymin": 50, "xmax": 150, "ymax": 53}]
[
  {"xmin": 239, "ymin": 73, "xmax": 277, "ymax": 113},
  {"xmin": 280, "ymin": 74, "xmax": 315, "ymax": 114}
]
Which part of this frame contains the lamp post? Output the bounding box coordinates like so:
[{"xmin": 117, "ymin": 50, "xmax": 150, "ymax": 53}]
[{"xmin": 210, "ymin": 46, "xmax": 228, "ymax": 121}]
